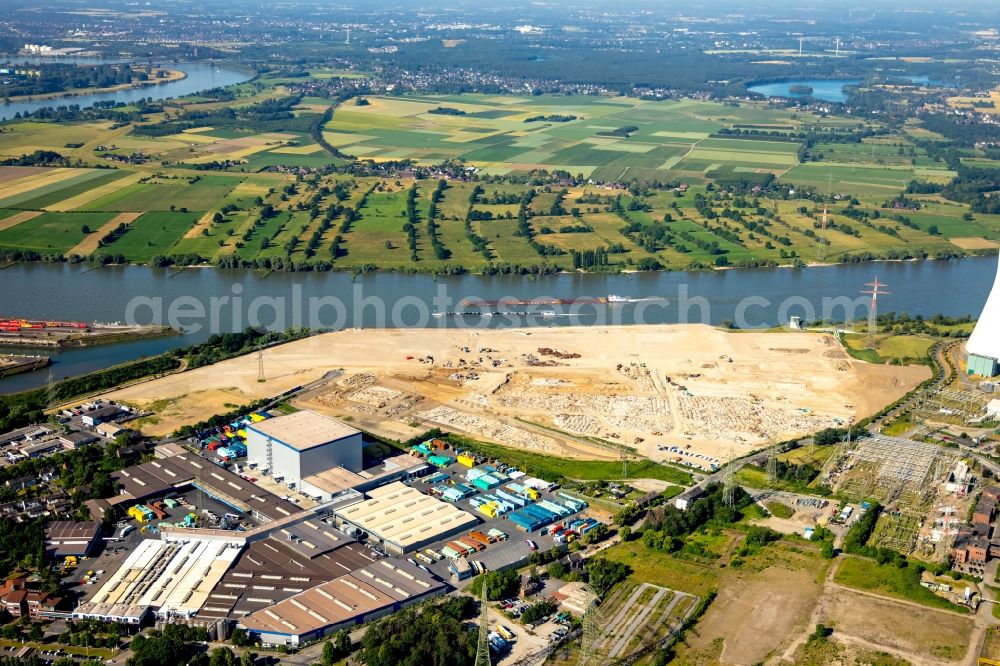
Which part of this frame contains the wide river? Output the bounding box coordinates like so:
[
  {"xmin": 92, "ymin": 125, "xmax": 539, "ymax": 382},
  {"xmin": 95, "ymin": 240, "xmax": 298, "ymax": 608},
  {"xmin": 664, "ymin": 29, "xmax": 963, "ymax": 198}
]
[
  {"xmin": 0, "ymin": 61, "xmax": 253, "ymax": 121},
  {"xmin": 0, "ymin": 257, "xmax": 996, "ymax": 393}
]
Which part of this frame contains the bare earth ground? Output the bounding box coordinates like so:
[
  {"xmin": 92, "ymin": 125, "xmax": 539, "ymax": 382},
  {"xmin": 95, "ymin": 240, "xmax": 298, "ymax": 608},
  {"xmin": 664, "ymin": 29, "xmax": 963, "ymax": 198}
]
[
  {"xmin": 810, "ymin": 586, "xmax": 974, "ymax": 665},
  {"xmin": 684, "ymin": 564, "xmax": 825, "ymax": 665},
  {"xmin": 103, "ymin": 325, "xmax": 928, "ymax": 461},
  {"xmin": 0, "ymin": 166, "xmax": 52, "ymax": 184}
]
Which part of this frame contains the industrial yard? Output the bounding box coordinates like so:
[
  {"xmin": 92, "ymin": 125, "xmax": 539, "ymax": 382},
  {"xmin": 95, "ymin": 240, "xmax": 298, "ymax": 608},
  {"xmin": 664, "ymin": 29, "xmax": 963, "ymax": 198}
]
[
  {"xmin": 0, "ymin": 318, "xmax": 171, "ymax": 348},
  {"xmin": 103, "ymin": 324, "xmax": 927, "ymax": 463}
]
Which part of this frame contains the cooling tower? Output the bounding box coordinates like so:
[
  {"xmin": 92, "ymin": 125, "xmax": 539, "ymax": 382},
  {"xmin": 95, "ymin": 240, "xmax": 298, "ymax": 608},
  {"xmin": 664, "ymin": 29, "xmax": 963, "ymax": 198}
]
[{"xmin": 967, "ymin": 252, "xmax": 1000, "ymax": 377}]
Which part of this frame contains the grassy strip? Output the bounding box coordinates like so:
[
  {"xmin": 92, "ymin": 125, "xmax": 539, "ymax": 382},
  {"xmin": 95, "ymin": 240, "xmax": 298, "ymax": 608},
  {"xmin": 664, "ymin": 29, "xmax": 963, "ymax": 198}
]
[
  {"xmin": 764, "ymin": 500, "xmax": 794, "ymax": 519},
  {"xmin": 444, "ymin": 432, "xmax": 693, "ymax": 486},
  {"xmin": 833, "ymin": 556, "xmax": 970, "ymax": 614},
  {"xmin": 0, "ymin": 638, "xmax": 114, "ymax": 659}
]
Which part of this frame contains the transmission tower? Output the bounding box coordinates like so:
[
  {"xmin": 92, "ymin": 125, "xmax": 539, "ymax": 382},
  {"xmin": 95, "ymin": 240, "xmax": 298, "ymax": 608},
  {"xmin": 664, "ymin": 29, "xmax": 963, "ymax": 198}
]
[
  {"xmin": 257, "ymin": 348, "xmax": 265, "ymax": 383},
  {"xmin": 579, "ymin": 588, "xmax": 602, "ymax": 666},
  {"xmin": 766, "ymin": 446, "xmax": 779, "ymax": 487},
  {"xmin": 620, "ymin": 443, "xmax": 628, "ymax": 482},
  {"xmin": 861, "ymin": 275, "xmax": 890, "ymax": 346},
  {"xmin": 723, "ymin": 446, "xmax": 737, "ymax": 509},
  {"xmin": 821, "ymin": 417, "xmax": 855, "ymax": 483},
  {"xmin": 475, "ymin": 584, "xmax": 492, "ymax": 666},
  {"xmin": 44, "ymin": 368, "xmax": 56, "ymax": 410}
]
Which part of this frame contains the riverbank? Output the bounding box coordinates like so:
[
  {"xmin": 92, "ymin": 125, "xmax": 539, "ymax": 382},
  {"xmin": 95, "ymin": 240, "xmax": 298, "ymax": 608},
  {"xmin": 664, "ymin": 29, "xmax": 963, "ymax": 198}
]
[
  {"xmin": 1, "ymin": 67, "xmax": 186, "ymax": 105},
  {"xmin": 5, "ymin": 250, "xmax": 997, "ymax": 279}
]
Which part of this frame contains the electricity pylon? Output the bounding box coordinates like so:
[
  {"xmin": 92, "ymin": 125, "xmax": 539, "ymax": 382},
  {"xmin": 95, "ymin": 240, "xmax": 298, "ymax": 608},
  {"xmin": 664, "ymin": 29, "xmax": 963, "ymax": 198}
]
[
  {"xmin": 579, "ymin": 587, "xmax": 603, "ymax": 666},
  {"xmin": 766, "ymin": 446, "xmax": 779, "ymax": 487},
  {"xmin": 723, "ymin": 446, "xmax": 737, "ymax": 509},
  {"xmin": 257, "ymin": 347, "xmax": 265, "ymax": 383},
  {"xmin": 475, "ymin": 584, "xmax": 491, "ymax": 666}
]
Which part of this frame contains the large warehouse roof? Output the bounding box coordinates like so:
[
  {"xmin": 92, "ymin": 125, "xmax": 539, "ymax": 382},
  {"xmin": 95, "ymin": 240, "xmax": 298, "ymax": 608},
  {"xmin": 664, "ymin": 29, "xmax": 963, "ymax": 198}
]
[
  {"xmin": 246, "ymin": 410, "xmax": 359, "ymax": 451},
  {"xmin": 198, "ymin": 519, "xmax": 376, "ymax": 620},
  {"xmin": 336, "ymin": 482, "xmax": 478, "ymax": 550},
  {"xmin": 75, "ymin": 536, "xmax": 243, "ymax": 621},
  {"xmin": 239, "ymin": 559, "xmax": 444, "ymax": 639}
]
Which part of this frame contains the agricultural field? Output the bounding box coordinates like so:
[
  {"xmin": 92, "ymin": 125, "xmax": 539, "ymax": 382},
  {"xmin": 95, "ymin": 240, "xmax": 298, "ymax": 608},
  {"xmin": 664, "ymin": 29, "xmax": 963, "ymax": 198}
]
[
  {"xmin": 0, "ymin": 210, "xmax": 115, "ymax": 253},
  {"xmin": 0, "ymin": 164, "xmax": 997, "ymax": 271},
  {"xmin": 98, "ymin": 211, "xmax": 203, "ymax": 262},
  {"xmin": 0, "ymin": 89, "xmax": 997, "ymax": 271},
  {"xmin": 325, "ymin": 95, "xmax": 822, "ymax": 181}
]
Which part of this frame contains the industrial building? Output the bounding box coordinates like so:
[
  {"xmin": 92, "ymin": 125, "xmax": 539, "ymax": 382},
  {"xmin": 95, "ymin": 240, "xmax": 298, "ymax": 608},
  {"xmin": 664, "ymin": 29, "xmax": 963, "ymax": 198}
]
[
  {"xmin": 300, "ymin": 454, "xmax": 431, "ymax": 501},
  {"xmin": 968, "ymin": 252, "xmax": 1000, "ymax": 377},
  {"xmin": 238, "ymin": 558, "xmax": 445, "ymax": 648},
  {"xmin": 246, "ymin": 411, "xmax": 362, "ymax": 487},
  {"xmin": 111, "ymin": 452, "xmax": 302, "ymax": 523},
  {"xmin": 197, "ymin": 519, "xmax": 378, "ymax": 622},
  {"xmin": 334, "ymin": 481, "xmax": 479, "ymax": 554},
  {"xmin": 73, "ymin": 535, "xmax": 244, "ymax": 624},
  {"xmin": 44, "ymin": 521, "xmax": 102, "ymax": 558}
]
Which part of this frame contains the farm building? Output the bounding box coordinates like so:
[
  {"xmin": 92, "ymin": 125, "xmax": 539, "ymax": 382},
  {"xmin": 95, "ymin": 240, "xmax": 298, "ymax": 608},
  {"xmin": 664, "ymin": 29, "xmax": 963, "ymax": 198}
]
[
  {"xmin": 333, "ymin": 481, "xmax": 478, "ymax": 554},
  {"xmin": 968, "ymin": 253, "xmax": 1000, "ymax": 377},
  {"xmin": 246, "ymin": 410, "xmax": 362, "ymax": 487}
]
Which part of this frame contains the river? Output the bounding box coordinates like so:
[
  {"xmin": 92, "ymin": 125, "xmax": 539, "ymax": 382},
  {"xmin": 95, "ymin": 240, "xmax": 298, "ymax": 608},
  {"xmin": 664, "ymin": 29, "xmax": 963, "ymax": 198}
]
[
  {"xmin": 0, "ymin": 256, "xmax": 995, "ymax": 393},
  {"xmin": 0, "ymin": 62, "xmax": 253, "ymax": 121}
]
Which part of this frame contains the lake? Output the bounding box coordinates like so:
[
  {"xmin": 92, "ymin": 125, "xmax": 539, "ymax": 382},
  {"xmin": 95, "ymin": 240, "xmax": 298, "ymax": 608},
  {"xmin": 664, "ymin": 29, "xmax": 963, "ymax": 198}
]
[
  {"xmin": 0, "ymin": 62, "xmax": 253, "ymax": 121},
  {"xmin": 747, "ymin": 80, "xmax": 862, "ymax": 104},
  {"xmin": 0, "ymin": 256, "xmax": 995, "ymax": 392},
  {"xmin": 748, "ymin": 75, "xmax": 942, "ymax": 104}
]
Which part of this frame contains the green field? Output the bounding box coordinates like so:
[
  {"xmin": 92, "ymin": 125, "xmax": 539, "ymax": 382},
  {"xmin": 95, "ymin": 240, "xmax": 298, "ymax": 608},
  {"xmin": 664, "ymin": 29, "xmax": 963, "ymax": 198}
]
[
  {"xmin": 843, "ymin": 333, "xmax": 935, "ymax": 365},
  {"xmin": 101, "ymin": 211, "xmax": 202, "ymax": 261},
  {"xmin": 833, "ymin": 556, "xmax": 969, "ymax": 613},
  {"xmin": 83, "ymin": 175, "xmax": 241, "ymax": 212},
  {"xmin": 0, "ymin": 211, "xmax": 114, "ymax": 253}
]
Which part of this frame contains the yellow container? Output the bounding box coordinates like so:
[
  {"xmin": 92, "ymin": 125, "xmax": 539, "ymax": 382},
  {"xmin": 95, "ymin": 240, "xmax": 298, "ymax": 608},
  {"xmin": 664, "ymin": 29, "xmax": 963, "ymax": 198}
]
[{"xmin": 457, "ymin": 454, "xmax": 475, "ymax": 468}]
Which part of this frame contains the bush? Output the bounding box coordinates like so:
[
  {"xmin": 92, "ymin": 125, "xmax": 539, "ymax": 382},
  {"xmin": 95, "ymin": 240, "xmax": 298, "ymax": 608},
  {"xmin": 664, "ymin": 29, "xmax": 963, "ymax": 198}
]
[
  {"xmin": 842, "ymin": 504, "xmax": 882, "ymax": 556},
  {"xmin": 469, "ymin": 570, "xmax": 518, "ymax": 601},
  {"xmin": 521, "ymin": 600, "xmax": 557, "ymax": 625}
]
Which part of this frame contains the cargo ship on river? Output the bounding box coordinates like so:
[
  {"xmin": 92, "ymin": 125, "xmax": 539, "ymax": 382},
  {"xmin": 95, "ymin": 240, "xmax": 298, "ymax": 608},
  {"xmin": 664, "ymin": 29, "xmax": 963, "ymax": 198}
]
[{"xmin": 458, "ymin": 294, "xmax": 633, "ymax": 307}]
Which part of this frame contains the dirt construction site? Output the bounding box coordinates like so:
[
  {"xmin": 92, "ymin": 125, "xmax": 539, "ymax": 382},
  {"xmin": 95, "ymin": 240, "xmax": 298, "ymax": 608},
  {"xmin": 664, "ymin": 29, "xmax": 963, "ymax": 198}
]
[{"xmin": 104, "ymin": 325, "xmax": 928, "ymax": 463}]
